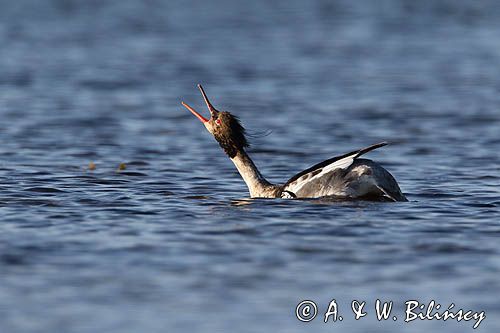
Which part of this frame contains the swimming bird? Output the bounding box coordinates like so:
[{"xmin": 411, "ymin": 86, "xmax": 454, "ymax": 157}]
[{"xmin": 182, "ymin": 84, "xmax": 407, "ymax": 201}]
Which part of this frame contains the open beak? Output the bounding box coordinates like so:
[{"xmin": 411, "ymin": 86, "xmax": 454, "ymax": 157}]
[
  {"xmin": 181, "ymin": 101, "xmax": 208, "ymax": 123},
  {"xmin": 182, "ymin": 84, "xmax": 219, "ymax": 123},
  {"xmin": 198, "ymin": 84, "xmax": 218, "ymax": 117}
]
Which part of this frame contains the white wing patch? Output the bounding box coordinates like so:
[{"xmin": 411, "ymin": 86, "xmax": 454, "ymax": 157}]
[
  {"xmin": 281, "ymin": 191, "xmax": 296, "ymax": 199},
  {"xmin": 284, "ymin": 153, "xmax": 357, "ymax": 194}
]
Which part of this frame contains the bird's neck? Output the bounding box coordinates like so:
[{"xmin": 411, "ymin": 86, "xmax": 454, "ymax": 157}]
[{"xmin": 230, "ymin": 150, "xmax": 277, "ymax": 198}]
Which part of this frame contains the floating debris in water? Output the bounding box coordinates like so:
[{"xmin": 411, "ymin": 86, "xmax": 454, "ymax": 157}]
[
  {"xmin": 88, "ymin": 162, "xmax": 96, "ymax": 171},
  {"xmin": 117, "ymin": 163, "xmax": 127, "ymax": 171}
]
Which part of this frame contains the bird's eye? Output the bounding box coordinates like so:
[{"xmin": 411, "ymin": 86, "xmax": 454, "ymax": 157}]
[{"xmin": 216, "ymin": 119, "xmax": 221, "ymax": 125}]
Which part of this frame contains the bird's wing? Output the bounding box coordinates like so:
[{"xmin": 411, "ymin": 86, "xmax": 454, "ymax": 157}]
[{"xmin": 283, "ymin": 142, "xmax": 388, "ymax": 194}]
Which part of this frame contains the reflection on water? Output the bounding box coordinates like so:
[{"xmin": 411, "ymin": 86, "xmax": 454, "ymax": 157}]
[{"xmin": 1, "ymin": 0, "xmax": 500, "ymax": 332}]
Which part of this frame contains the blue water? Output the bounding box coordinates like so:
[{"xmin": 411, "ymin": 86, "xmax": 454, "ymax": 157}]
[{"xmin": 1, "ymin": 1, "xmax": 499, "ymax": 332}]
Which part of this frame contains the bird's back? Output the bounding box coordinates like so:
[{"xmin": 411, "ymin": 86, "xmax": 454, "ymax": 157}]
[{"xmin": 281, "ymin": 143, "xmax": 407, "ymax": 201}]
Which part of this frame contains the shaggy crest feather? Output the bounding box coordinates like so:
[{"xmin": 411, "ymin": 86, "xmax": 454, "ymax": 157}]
[{"xmin": 212, "ymin": 111, "xmax": 249, "ymax": 158}]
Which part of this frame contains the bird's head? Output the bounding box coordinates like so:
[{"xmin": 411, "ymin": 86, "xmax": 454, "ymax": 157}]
[{"xmin": 182, "ymin": 84, "xmax": 249, "ymax": 158}]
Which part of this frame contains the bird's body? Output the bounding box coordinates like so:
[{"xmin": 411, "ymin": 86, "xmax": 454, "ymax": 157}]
[{"xmin": 182, "ymin": 85, "xmax": 407, "ymax": 202}]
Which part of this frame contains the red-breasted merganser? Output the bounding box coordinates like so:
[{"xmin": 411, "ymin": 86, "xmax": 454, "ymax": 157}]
[{"xmin": 182, "ymin": 84, "xmax": 407, "ymax": 201}]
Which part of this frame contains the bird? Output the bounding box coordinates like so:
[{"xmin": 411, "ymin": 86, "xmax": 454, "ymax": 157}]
[{"xmin": 181, "ymin": 84, "xmax": 407, "ymax": 201}]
